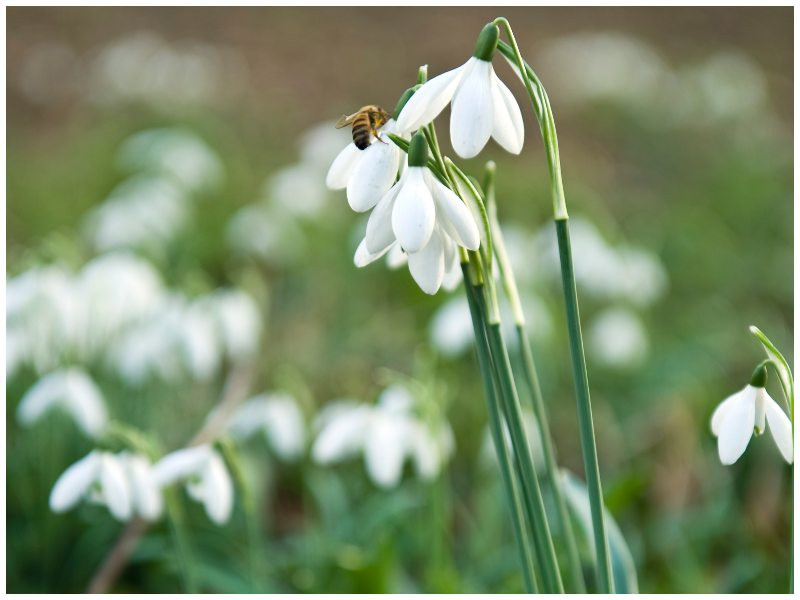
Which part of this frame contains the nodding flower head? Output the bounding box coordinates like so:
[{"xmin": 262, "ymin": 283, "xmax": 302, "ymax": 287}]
[{"xmin": 395, "ymin": 23, "xmax": 524, "ymax": 159}]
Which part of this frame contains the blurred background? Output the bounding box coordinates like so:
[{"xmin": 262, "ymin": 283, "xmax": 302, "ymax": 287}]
[{"xmin": 6, "ymin": 6, "xmax": 793, "ymax": 594}]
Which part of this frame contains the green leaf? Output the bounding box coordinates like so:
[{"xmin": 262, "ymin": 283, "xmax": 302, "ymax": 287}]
[
  {"xmin": 749, "ymin": 325, "xmax": 793, "ymax": 412},
  {"xmin": 560, "ymin": 470, "xmax": 638, "ymax": 593}
]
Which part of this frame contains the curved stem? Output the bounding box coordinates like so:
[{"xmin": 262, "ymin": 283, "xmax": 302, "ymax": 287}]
[{"xmin": 494, "ymin": 18, "xmax": 613, "ymax": 593}]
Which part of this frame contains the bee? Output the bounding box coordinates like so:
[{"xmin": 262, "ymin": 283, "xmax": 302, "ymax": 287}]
[{"xmin": 335, "ymin": 105, "xmax": 391, "ymax": 150}]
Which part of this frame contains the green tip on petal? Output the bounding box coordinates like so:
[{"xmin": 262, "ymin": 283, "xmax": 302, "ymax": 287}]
[
  {"xmin": 750, "ymin": 364, "xmax": 768, "ymax": 388},
  {"xmin": 473, "ymin": 23, "xmax": 499, "ymax": 61},
  {"xmin": 393, "ymin": 86, "xmax": 417, "ymax": 119},
  {"xmin": 407, "ymin": 132, "xmax": 429, "ymax": 167}
]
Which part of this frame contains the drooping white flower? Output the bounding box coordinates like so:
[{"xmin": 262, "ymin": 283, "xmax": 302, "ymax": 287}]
[
  {"xmin": 49, "ymin": 450, "xmax": 132, "ymax": 521},
  {"xmin": 227, "ymin": 393, "xmax": 306, "ymax": 461},
  {"xmin": 395, "ymin": 23, "xmax": 524, "ymax": 159},
  {"xmin": 326, "ymin": 118, "xmax": 403, "ymax": 212},
  {"xmin": 121, "ymin": 452, "xmax": 164, "ymax": 520},
  {"xmin": 353, "ymin": 133, "xmax": 479, "ymax": 294},
  {"xmin": 17, "ymin": 368, "xmax": 108, "ymax": 437},
  {"xmin": 311, "ymin": 384, "xmax": 454, "ymax": 488},
  {"xmin": 710, "ymin": 365, "xmax": 793, "ymax": 465},
  {"xmin": 587, "ymin": 307, "xmax": 649, "ymax": 369},
  {"xmin": 153, "ymin": 445, "xmax": 234, "ymax": 524}
]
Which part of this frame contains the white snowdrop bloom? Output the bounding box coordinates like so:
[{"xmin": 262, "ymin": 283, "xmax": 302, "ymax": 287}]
[
  {"xmin": 209, "ymin": 289, "xmax": 262, "ymax": 361},
  {"xmin": 17, "ymin": 368, "xmax": 108, "ymax": 437},
  {"xmin": 84, "ymin": 175, "xmax": 189, "ymax": 252},
  {"xmin": 711, "ymin": 365, "xmax": 793, "ymax": 465},
  {"xmin": 395, "ymin": 23, "xmax": 524, "ymax": 159},
  {"xmin": 311, "ymin": 385, "xmax": 454, "ymax": 488},
  {"xmin": 177, "ymin": 302, "xmax": 222, "ymax": 382},
  {"xmin": 117, "ymin": 128, "xmax": 223, "ymax": 192},
  {"xmin": 50, "ymin": 450, "xmax": 132, "ymax": 521},
  {"xmin": 121, "ymin": 452, "xmax": 164, "ymax": 521},
  {"xmin": 326, "ymin": 118, "xmax": 403, "ymax": 213},
  {"xmin": 228, "ymin": 393, "xmax": 306, "ymax": 461},
  {"xmin": 587, "ymin": 307, "xmax": 649, "ymax": 369},
  {"xmin": 269, "ymin": 163, "xmax": 331, "ymax": 218},
  {"xmin": 153, "ymin": 445, "xmax": 234, "ymax": 525},
  {"xmin": 354, "ymin": 133, "xmax": 479, "ymax": 294}
]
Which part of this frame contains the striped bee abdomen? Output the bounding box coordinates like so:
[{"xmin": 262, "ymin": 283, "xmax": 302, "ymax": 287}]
[{"xmin": 352, "ymin": 114, "xmax": 372, "ymax": 150}]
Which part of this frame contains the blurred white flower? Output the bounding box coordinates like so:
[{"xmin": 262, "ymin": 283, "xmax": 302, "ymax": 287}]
[
  {"xmin": 311, "ymin": 384, "xmax": 454, "ymax": 488},
  {"xmin": 209, "ymin": 290, "xmax": 262, "ymax": 361},
  {"xmin": 87, "ymin": 32, "xmax": 247, "ymax": 108},
  {"xmin": 228, "ymin": 393, "xmax": 306, "ymax": 461},
  {"xmin": 226, "ymin": 201, "xmax": 307, "ymax": 267},
  {"xmin": 587, "ymin": 307, "xmax": 648, "ymax": 369},
  {"xmin": 711, "ymin": 366, "xmax": 793, "ymax": 465},
  {"xmin": 117, "ymin": 128, "xmax": 224, "ymax": 192},
  {"xmin": 17, "ymin": 367, "xmax": 108, "ymax": 437},
  {"xmin": 269, "ymin": 163, "xmax": 331, "ymax": 218},
  {"xmin": 121, "ymin": 452, "xmax": 164, "ymax": 520},
  {"xmin": 50, "ymin": 451, "xmax": 132, "ymax": 521},
  {"xmin": 326, "ymin": 119, "xmax": 403, "ymax": 212},
  {"xmin": 429, "ymin": 296, "xmax": 474, "ymax": 357},
  {"xmin": 299, "ymin": 120, "xmax": 353, "ymax": 171},
  {"xmin": 396, "ymin": 28, "xmax": 524, "ymax": 158},
  {"xmin": 153, "ymin": 444, "xmax": 234, "ymax": 524},
  {"xmin": 84, "ymin": 176, "xmax": 189, "ymax": 252}
]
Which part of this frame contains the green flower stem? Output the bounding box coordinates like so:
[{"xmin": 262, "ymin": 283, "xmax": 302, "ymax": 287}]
[
  {"xmin": 555, "ymin": 219, "xmax": 612, "ymax": 593},
  {"xmin": 495, "ymin": 18, "xmax": 613, "ymax": 592},
  {"xmin": 482, "ymin": 307, "xmax": 564, "ymax": 593},
  {"xmin": 164, "ymin": 487, "xmax": 197, "ymax": 593},
  {"xmin": 462, "ymin": 264, "xmax": 538, "ymax": 592},
  {"xmin": 484, "ymin": 161, "xmax": 585, "ymax": 592}
]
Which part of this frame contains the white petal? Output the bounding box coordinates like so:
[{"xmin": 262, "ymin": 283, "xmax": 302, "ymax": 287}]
[
  {"xmin": 441, "ymin": 237, "xmax": 462, "ymax": 291},
  {"xmin": 63, "ymin": 369, "xmax": 108, "ymax": 438},
  {"xmin": 49, "ymin": 451, "xmax": 101, "ymax": 513},
  {"xmin": 391, "ymin": 167, "xmax": 435, "ymax": 253},
  {"xmin": 262, "ymin": 394, "xmax": 306, "ymax": 461},
  {"xmin": 365, "ymin": 182, "xmax": 400, "ymax": 254},
  {"xmin": 490, "ymin": 69, "xmax": 525, "ymax": 154},
  {"xmin": 346, "ymin": 141, "xmax": 401, "ymax": 212},
  {"xmin": 428, "ymin": 174, "xmax": 480, "ymax": 250},
  {"xmin": 450, "ymin": 60, "xmax": 494, "ymax": 159},
  {"xmin": 395, "ymin": 62, "xmax": 469, "ymax": 134},
  {"xmin": 409, "ymin": 425, "xmax": 441, "ymax": 480},
  {"xmin": 717, "ymin": 387, "xmax": 756, "ymax": 465},
  {"xmin": 128, "ymin": 454, "xmax": 163, "ymax": 521},
  {"xmin": 386, "ymin": 242, "xmax": 408, "ymax": 268},
  {"xmin": 763, "ymin": 390, "xmax": 793, "ymax": 463},
  {"xmin": 407, "ymin": 229, "xmax": 445, "ymax": 295},
  {"xmin": 311, "ymin": 406, "xmax": 370, "ymax": 464},
  {"xmin": 710, "ymin": 388, "xmax": 745, "ymax": 436},
  {"xmin": 152, "ymin": 445, "xmax": 213, "ymax": 486},
  {"xmin": 364, "ymin": 415, "xmax": 409, "ymax": 488},
  {"xmin": 326, "ymin": 143, "xmax": 361, "ymax": 190},
  {"xmin": 201, "ymin": 453, "xmax": 234, "ymax": 524},
  {"xmin": 99, "ymin": 453, "xmax": 133, "ymax": 521},
  {"xmin": 354, "ymin": 238, "xmax": 393, "ymax": 268}
]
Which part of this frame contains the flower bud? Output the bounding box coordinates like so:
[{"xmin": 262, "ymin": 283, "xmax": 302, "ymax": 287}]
[
  {"xmin": 393, "ymin": 86, "xmax": 417, "ymax": 119},
  {"xmin": 473, "ymin": 23, "xmax": 499, "ymax": 61},
  {"xmin": 407, "ymin": 132, "xmax": 429, "ymax": 167}
]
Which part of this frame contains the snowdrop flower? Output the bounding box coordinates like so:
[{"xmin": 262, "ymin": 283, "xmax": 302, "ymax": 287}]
[
  {"xmin": 711, "ymin": 364, "xmax": 793, "ymax": 465},
  {"xmin": 208, "ymin": 289, "xmax": 262, "ymax": 361},
  {"xmin": 50, "ymin": 450, "xmax": 132, "ymax": 521},
  {"xmin": 17, "ymin": 368, "xmax": 108, "ymax": 437},
  {"xmin": 120, "ymin": 452, "xmax": 164, "ymax": 520},
  {"xmin": 326, "ymin": 88, "xmax": 416, "ymax": 212},
  {"xmin": 354, "ymin": 133, "xmax": 480, "ymax": 294},
  {"xmin": 311, "ymin": 384, "xmax": 454, "ymax": 488},
  {"xmin": 228, "ymin": 393, "xmax": 306, "ymax": 461},
  {"xmin": 395, "ymin": 23, "xmax": 524, "ymax": 158},
  {"xmin": 153, "ymin": 445, "xmax": 233, "ymax": 524},
  {"xmin": 587, "ymin": 307, "xmax": 649, "ymax": 369}
]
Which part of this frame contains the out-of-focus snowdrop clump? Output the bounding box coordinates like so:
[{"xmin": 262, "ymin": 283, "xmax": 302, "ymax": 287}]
[
  {"xmin": 86, "ymin": 32, "xmax": 248, "ymax": 108},
  {"xmin": 538, "ymin": 32, "xmax": 779, "ymax": 135},
  {"xmin": 227, "ymin": 393, "xmax": 307, "ymax": 461},
  {"xmin": 311, "ymin": 384, "xmax": 454, "ymax": 488},
  {"xmin": 227, "ymin": 121, "xmax": 350, "ymax": 266},
  {"xmin": 587, "ymin": 307, "xmax": 649, "ymax": 369},
  {"xmin": 7, "ymin": 252, "xmax": 263, "ymax": 385},
  {"xmin": 16, "ymin": 367, "xmax": 108, "ymax": 438}
]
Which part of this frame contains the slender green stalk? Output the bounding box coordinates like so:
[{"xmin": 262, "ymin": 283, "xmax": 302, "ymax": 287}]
[
  {"xmin": 164, "ymin": 488, "xmax": 197, "ymax": 593},
  {"xmin": 483, "ymin": 162, "xmax": 585, "ymax": 592},
  {"xmin": 472, "ymin": 279, "xmax": 563, "ymax": 593},
  {"xmin": 555, "ymin": 219, "xmax": 612, "ymax": 593},
  {"xmin": 462, "ymin": 267, "xmax": 538, "ymax": 592},
  {"xmin": 494, "ymin": 18, "xmax": 613, "ymax": 592}
]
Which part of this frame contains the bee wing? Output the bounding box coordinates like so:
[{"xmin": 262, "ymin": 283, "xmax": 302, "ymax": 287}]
[{"xmin": 335, "ymin": 113, "xmax": 358, "ymax": 128}]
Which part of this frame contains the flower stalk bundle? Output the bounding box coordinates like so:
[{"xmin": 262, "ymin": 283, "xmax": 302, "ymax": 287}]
[{"xmin": 329, "ymin": 17, "xmax": 619, "ymax": 593}]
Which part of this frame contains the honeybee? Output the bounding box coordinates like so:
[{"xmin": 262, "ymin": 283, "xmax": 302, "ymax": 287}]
[{"xmin": 335, "ymin": 105, "xmax": 391, "ymax": 150}]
